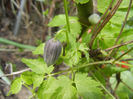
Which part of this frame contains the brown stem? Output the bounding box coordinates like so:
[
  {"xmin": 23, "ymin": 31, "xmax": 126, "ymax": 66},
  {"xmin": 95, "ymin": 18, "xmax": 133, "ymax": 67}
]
[
  {"xmin": 120, "ymin": 58, "xmax": 133, "ymax": 61},
  {"xmin": 105, "ymin": 40, "xmax": 133, "ymax": 51},
  {"xmin": 114, "ymin": 73, "xmax": 121, "ymax": 93},
  {"xmin": 42, "ymin": 0, "xmax": 57, "ymax": 41},
  {"xmin": 110, "ymin": 0, "xmax": 133, "ymax": 56},
  {"xmin": 115, "ymin": 0, "xmax": 132, "ymax": 45},
  {"xmin": 31, "ymin": 2, "xmax": 43, "ymax": 20},
  {"xmin": 93, "ymin": 0, "xmax": 114, "ymax": 36},
  {"xmin": 113, "ymin": 47, "xmax": 133, "ymax": 62},
  {"xmin": 89, "ymin": 0, "xmax": 123, "ymax": 49}
]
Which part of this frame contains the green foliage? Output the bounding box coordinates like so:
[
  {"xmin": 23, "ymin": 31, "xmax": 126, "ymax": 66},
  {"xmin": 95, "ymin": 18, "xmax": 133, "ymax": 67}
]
[
  {"xmin": 21, "ymin": 71, "xmax": 33, "ymax": 85},
  {"xmin": 21, "ymin": 58, "xmax": 54, "ymax": 74},
  {"xmin": 64, "ymin": 43, "xmax": 89, "ymax": 67},
  {"xmin": 8, "ymin": 77, "xmax": 22, "ymax": 95},
  {"xmin": 97, "ymin": 0, "xmax": 112, "ymax": 13},
  {"xmin": 37, "ymin": 77, "xmax": 59, "ymax": 99},
  {"xmin": 96, "ymin": 0, "xmax": 133, "ymax": 49},
  {"xmin": 64, "ymin": 49, "xmax": 81, "ymax": 67},
  {"xmin": 37, "ymin": 76, "xmax": 77, "ymax": 99},
  {"xmin": 32, "ymin": 43, "xmax": 45, "ymax": 55},
  {"xmin": 32, "ymin": 73, "xmax": 44, "ymax": 89},
  {"xmin": 43, "ymin": 9, "xmax": 49, "ymax": 16},
  {"xmin": 8, "ymin": 0, "xmax": 133, "ymax": 99},
  {"xmin": 74, "ymin": 0, "xmax": 90, "ymax": 4},
  {"xmin": 78, "ymin": 43, "xmax": 89, "ymax": 61},
  {"xmin": 55, "ymin": 29, "xmax": 67, "ymax": 42},
  {"xmin": 110, "ymin": 70, "xmax": 133, "ymax": 99},
  {"xmin": 98, "ymin": 64, "xmax": 126, "ymax": 77},
  {"xmin": 75, "ymin": 73, "xmax": 103, "ymax": 99},
  {"xmin": 21, "ymin": 71, "xmax": 44, "ymax": 89},
  {"xmin": 49, "ymin": 14, "xmax": 81, "ymax": 44},
  {"xmin": 55, "ymin": 76, "xmax": 77, "ymax": 99}
]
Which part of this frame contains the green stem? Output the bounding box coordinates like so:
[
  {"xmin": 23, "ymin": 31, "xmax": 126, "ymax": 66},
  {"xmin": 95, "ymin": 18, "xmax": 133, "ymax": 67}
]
[
  {"xmin": 23, "ymin": 83, "xmax": 33, "ymax": 92},
  {"xmin": 0, "ymin": 37, "xmax": 36, "ymax": 50},
  {"xmin": 74, "ymin": 60, "xmax": 112, "ymax": 70},
  {"xmin": 71, "ymin": 67, "xmax": 75, "ymax": 81},
  {"xmin": 45, "ymin": 60, "xmax": 133, "ymax": 78},
  {"xmin": 63, "ymin": 0, "xmax": 75, "ymax": 80},
  {"xmin": 46, "ymin": 60, "xmax": 112, "ymax": 78},
  {"xmin": 113, "ymin": 47, "xmax": 133, "ymax": 63},
  {"xmin": 115, "ymin": 61, "xmax": 133, "ymax": 68},
  {"xmin": 1, "ymin": 60, "xmax": 132, "ymax": 79},
  {"xmin": 63, "ymin": 0, "xmax": 70, "ymax": 44}
]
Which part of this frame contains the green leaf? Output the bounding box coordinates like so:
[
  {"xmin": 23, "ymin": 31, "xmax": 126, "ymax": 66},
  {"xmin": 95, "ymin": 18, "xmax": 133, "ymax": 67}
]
[
  {"xmin": 8, "ymin": 77, "xmax": 22, "ymax": 95},
  {"xmin": 49, "ymin": 14, "xmax": 81, "ymax": 41},
  {"xmin": 97, "ymin": 23, "xmax": 119, "ymax": 49},
  {"xmin": 81, "ymin": 31, "xmax": 92, "ymax": 44},
  {"xmin": 99, "ymin": 64, "xmax": 126, "ymax": 77},
  {"xmin": 78, "ymin": 43, "xmax": 89, "ymax": 52},
  {"xmin": 110, "ymin": 11, "xmax": 126, "ymax": 25},
  {"xmin": 37, "ymin": 77, "xmax": 59, "ymax": 99},
  {"xmin": 119, "ymin": 0, "xmax": 131, "ymax": 8},
  {"xmin": 126, "ymin": 16, "xmax": 133, "ymax": 28},
  {"xmin": 78, "ymin": 43, "xmax": 89, "ymax": 61},
  {"xmin": 64, "ymin": 50, "xmax": 81, "ymax": 67},
  {"xmin": 55, "ymin": 28, "xmax": 77, "ymax": 45},
  {"xmin": 37, "ymin": 76, "xmax": 78, "ymax": 99},
  {"xmin": 43, "ymin": 9, "xmax": 49, "ymax": 16},
  {"xmin": 21, "ymin": 71, "xmax": 44, "ymax": 89},
  {"xmin": 48, "ymin": 14, "xmax": 79, "ymax": 27},
  {"xmin": 21, "ymin": 58, "xmax": 54, "ymax": 74},
  {"xmin": 46, "ymin": 65, "xmax": 54, "ymax": 74},
  {"xmin": 120, "ymin": 17, "xmax": 133, "ymax": 42},
  {"xmin": 64, "ymin": 43, "xmax": 89, "ymax": 67},
  {"xmin": 55, "ymin": 29, "xmax": 67, "ymax": 42},
  {"xmin": 48, "ymin": 14, "xmax": 66, "ymax": 27},
  {"xmin": 74, "ymin": 0, "xmax": 90, "ymax": 4},
  {"xmin": 32, "ymin": 73, "xmax": 44, "ymax": 89},
  {"xmin": 75, "ymin": 73, "xmax": 103, "ymax": 99},
  {"xmin": 97, "ymin": 0, "xmax": 112, "ymax": 13},
  {"xmin": 110, "ymin": 71, "xmax": 133, "ymax": 99},
  {"xmin": 21, "ymin": 71, "xmax": 33, "ymax": 85},
  {"xmin": 101, "ymin": 22, "xmax": 120, "ymax": 35},
  {"xmin": 55, "ymin": 76, "xmax": 78, "ymax": 99},
  {"xmin": 69, "ymin": 18, "xmax": 82, "ymax": 38},
  {"xmin": 32, "ymin": 43, "xmax": 45, "ymax": 55},
  {"xmin": 93, "ymin": 70, "xmax": 106, "ymax": 86},
  {"xmin": 121, "ymin": 71, "xmax": 133, "ymax": 89},
  {"xmin": 98, "ymin": 36, "xmax": 116, "ymax": 49}
]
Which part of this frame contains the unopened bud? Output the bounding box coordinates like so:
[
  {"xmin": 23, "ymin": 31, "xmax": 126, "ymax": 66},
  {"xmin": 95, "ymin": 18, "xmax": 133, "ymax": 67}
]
[
  {"xmin": 88, "ymin": 13, "xmax": 101, "ymax": 25},
  {"xmin": 44, "ymin": 38, "xmax": 62, "ymax": 66}
]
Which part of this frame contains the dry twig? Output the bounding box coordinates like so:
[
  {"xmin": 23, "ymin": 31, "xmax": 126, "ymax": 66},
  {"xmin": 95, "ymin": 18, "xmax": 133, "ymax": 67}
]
[
  {"xmin": 42, "ymin": 0, "xmax": 57, "ymax": 41},
  {"xmin": 0, "ymin": 68, "xmax": 31, "ymax": 78}
]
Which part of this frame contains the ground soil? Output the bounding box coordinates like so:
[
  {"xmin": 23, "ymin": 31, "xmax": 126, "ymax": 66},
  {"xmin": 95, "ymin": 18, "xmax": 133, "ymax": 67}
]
[{"xmin": 0, "ymin": 7, "xmax": 45, "ymax": 99}]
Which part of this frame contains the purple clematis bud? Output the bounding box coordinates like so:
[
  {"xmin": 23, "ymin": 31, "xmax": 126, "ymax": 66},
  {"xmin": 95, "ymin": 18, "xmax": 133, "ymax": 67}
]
[{"xmin": 44, "ymin": 38, "xmax": 62, "ymax": 66}]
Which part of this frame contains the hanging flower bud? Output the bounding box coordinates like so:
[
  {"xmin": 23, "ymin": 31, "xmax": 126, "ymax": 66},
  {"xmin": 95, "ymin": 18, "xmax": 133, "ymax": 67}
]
[
  {"xmin": 88, "ymin": 13, "xmax": 101, "ymax": 25},
  {"xmin": 44, "ymin": 38, "xmax": 62, "ymax": 66}
]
